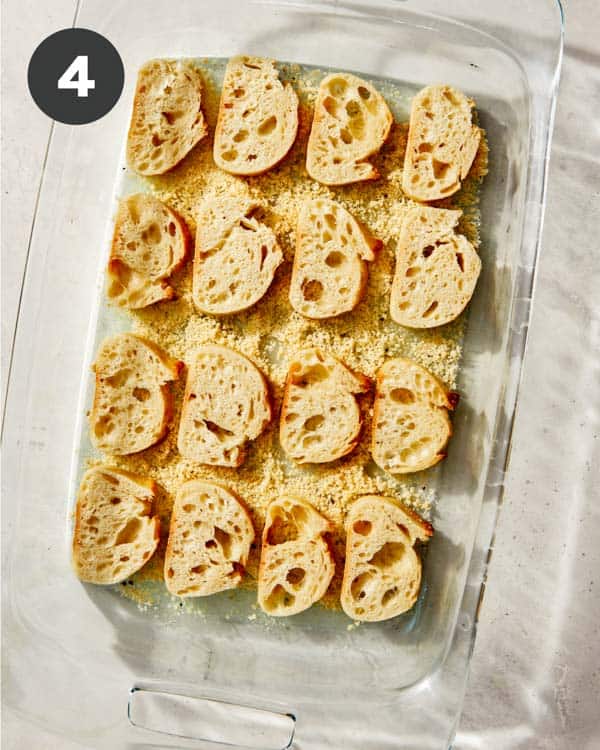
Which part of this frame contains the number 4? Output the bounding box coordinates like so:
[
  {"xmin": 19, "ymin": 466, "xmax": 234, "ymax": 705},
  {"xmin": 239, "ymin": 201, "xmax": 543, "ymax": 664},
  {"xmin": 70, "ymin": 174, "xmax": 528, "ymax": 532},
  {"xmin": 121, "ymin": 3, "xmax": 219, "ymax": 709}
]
[{"xmin": 58, "ymin": 55, "xmax": 95, "ymax": 98}]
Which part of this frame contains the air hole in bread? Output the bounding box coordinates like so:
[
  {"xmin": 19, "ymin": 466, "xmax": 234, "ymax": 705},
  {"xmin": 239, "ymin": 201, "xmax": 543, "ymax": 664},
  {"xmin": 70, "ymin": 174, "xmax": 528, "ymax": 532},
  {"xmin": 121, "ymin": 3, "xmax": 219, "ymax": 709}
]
[
  {"xmin": 422, "ymin": 245, "xmax": 435, "ymax": 258},
  {"xmin": 132, "ymin": 387, "xmax": 150, "ymax": 402},
  {"xmin": 243, "ymin": 61, "xmax": 260, "ymax": 70},
  {"xmin": 422, "ymin": 300, "xmax": 438, "ymax": 317},
  {"xmin": 303, "ymin": 414, "xmax": 324, "ymax": 432},
  {"xmin": 294, "ymin": 362, "xmax": 329, "ymax": 387},
  {"xmin": 233, "ymin": 87, "xmax": 245, "ymax": 98},
  {"xmin": 456, "ymin": 253, "xmax": 464, "ymax": 271},
  {"xmin": 432, "ymin": 159, "xmax": 450, "ymax": 179},
  {"xmin": 286, "ymin": 567, "xmax": 306, "ymax": 586},
  {"xmin": 390, "ymin": 387, "xmax": 415, "ymax": 404},
  {"xmin": 266, "ymin": 511, "xmax": 299, "ymax": 545},
  {"xmin": 115, "ymin": 517, "xmax": 142, "ymax": 545},
  {"xmin": 353, "ymin": 520, "xmax": 372, "ymax": 536},
  {"xmin": 325, "ymin": 251, "xmax": 345, "ymax": 268},
  {"xmin": 418, "ymin": 142, "xmax": 433, "ymax": 153},
  {"xmin": 328, "ymin": 78, "xmax": 348, "ymax": 96},
  {"xmin": 204, "ymin": 419, "xmax": 234, "ymax": 441},
  {"xmin": 324, "ymin": 213, "xmax": 337, "ymax": 231},
  {"xmin": 442, "ymin": 88, "xmax": 460, "ymax": 106},
  {"xmin": 110, "ymin": 497, "xmax": 121, "ymax": 505},
  {"xmin": 351, "ymin": 570, "xmax": 375, "ymax": 600},
  {"xmin": 368, "ymin": 541, "xmax": 405, "ymax": 569},
  {"xmin": 233, "ymin": 129, "xmax": 248, "ymax": 143},
  {"xmin": 214, "ymin": 526, "xmax": 232, "ymax": 557},
  {"xmin": 382, "ymin": 587, "xmax": 399, "ymax": 606},
  {"xmin": 265, "ymin": 584, "xmax": 295, "ymax": 610},
  {"xmin": 221, "ymin": 149, "xmax": 238, "ymax": 161},
  {"xmin": 258, "ymin": 115, "xmax": 277, "ymax": 136},
  {"xmin": 405, "ymin": 266, "xmax": 420, "ymax": 277},
  {"xmin": 357, "ymin": 86, "xmax": 371, "ymax": 100},
  {"xmin": 191, "ymin": 564, "xmax": 207, "ymax": 575},
  {"xmin": 340, "ymin": 128, "xmax": 353, "ymax": 144},
  {"xmin": 104, "ymin": 369, "xmax": 131, "ymax": 388},
  {"xmin": 301, "ymin": 279, "xmax": 324, "ymax": 301}
]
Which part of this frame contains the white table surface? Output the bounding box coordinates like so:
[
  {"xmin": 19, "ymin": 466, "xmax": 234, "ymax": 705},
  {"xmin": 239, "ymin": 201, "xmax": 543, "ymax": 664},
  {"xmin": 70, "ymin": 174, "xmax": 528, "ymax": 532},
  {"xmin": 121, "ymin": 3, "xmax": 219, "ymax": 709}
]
[{"xmin": 2, "ymin": 1, "xmax": 599, "ymax": 748}]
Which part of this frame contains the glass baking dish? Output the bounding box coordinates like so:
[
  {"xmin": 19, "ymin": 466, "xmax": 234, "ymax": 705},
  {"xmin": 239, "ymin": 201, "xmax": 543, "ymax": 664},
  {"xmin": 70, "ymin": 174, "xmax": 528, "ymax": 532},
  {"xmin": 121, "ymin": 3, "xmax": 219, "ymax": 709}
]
[{"xmin": 2, "ymin": 0, "xmax": 563, "ymax": 747}]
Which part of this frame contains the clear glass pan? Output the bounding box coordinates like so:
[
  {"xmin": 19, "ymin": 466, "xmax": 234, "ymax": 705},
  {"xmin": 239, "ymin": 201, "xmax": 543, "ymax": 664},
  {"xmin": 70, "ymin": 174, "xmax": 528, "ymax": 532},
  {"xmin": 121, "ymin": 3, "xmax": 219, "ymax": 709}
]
[{"xmin": 2, "ymin": 1, "xmax": 563, "ymax": 747}]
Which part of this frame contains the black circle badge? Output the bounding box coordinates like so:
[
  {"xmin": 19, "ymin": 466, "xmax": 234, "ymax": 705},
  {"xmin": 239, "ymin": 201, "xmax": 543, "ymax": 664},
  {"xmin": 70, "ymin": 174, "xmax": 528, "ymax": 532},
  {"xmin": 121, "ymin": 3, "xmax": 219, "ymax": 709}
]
[{"xmin": 28, "ymin": 28, "xmax": 124, "ymax": 125}]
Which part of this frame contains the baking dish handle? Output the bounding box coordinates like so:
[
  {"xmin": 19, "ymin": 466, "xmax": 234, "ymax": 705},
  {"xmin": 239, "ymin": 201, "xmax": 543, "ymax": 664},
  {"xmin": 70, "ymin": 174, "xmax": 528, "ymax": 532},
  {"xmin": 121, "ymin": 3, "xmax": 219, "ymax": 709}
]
[{"xmin": 128, "ymin": 685, "xmax": 296, "ymax": 749}]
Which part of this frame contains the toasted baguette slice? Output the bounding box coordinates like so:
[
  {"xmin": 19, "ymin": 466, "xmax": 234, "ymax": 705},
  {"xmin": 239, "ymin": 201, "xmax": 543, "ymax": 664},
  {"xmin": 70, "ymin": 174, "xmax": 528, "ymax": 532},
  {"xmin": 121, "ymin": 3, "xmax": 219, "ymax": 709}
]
[
  {"xmin": 126, "ymin": 59, "xmax": 207, "ymax": 176},
  {"xmin": 192, "ymin": 196, "xmax": 282, "ymax": 315},
  {"xmin": 213, "ymin": 56, "xmax": 299, "ymax": 176},
  {"xmin": 306, "ymin": 73, "xmax": 393, "ymax": 185},
  {"xmin": 164, "ymin": 480, "xmax": 255, "ymax": 597},
  {"xmin": 177, "ymin": 345, "xmax": 271, "ymax": 467},
  {"xmin": 258, "ymin": 497, "xmax": 334, "ymax": 616},
  {"xmin": 107, "ymin": 194, "xmax": 191, "ymax": 309},
  {"xmin": 390, "ymin": 206, "xmax": 481, "ymax": 328},
  {"xmin": 90, "ymin": 333, "xmax": 182, "ymax": 455},
  {"xmin": 372, "ymin": 358, "xmax": 457, "ymax": 474},
  {"xmin": 402, "ymin": 85, "xmax": 481, "ymax": 201},
  {"xmin": 280, "ymin": 348, "xmax": 370, "ymax": 463},
  {"xmin": 341, "ymin": 495, "xmax": 433, "ymax": 622},
  {"xmin": 72, "ymin": 467, "xmax": 160, "ymax": 584},
  {"xmin": 289, "ymin": 198, "xmax": 381, "ymax": 319}
]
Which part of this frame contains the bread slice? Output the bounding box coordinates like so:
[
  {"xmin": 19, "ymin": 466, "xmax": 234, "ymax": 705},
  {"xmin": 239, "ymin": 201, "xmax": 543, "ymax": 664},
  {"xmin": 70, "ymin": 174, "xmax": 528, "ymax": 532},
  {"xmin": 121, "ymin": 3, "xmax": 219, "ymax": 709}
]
[
  {"xmin": 340, "ymin": 495, "xmax": 433, "ymax": 622},
  {"xmin": 192, "ymin": 196, "xmax": 282, "ymax": 315},
  {"xmin": 177, "ymin": 344, "xmax": 271, "ymax": 467},
  {"xmin": 258, "ymin": 496, "xmax": 334, "ymax": 616},
  {"xmin": 90, "ymin": 333, "xmax": 182, "ymax": 455},
  {"xmin": 289, "ymin": 198, "xmax": 381, "ymax": 319},
  {"xmin": 164, "ymin": 480, "xmax": 255, "ymax": 597},
  {"xmin": 402, "ymin": 84, "xmax": 481, "ymax": 201},
  {"xmin": 390, "ymin": 206, "xmax": 481, "ymax": 328},
  {"xmin": 126, "ymin": 59, "xmax": 208, "ymax": 176},
  {"xmin": 306, "ymin": 73, "xmax": 393, "ymax": 185},
  {"xmin": 280, "ymin": 348, "xmax": 370, "ymax": 463},
  {"xmin": 72, "ymin": 466, "xmax": 160, "ymax": 585},
  {"xmin": 213, "ymin": 56, "xmax": 299, "ymax": 176},
  {"xmin": 371, "ymin": 358, "xmax": 457, "ymax": 474},
  {"xmin": 106, "ymin": 193, "xmax": 191, "ymax": 309}
]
